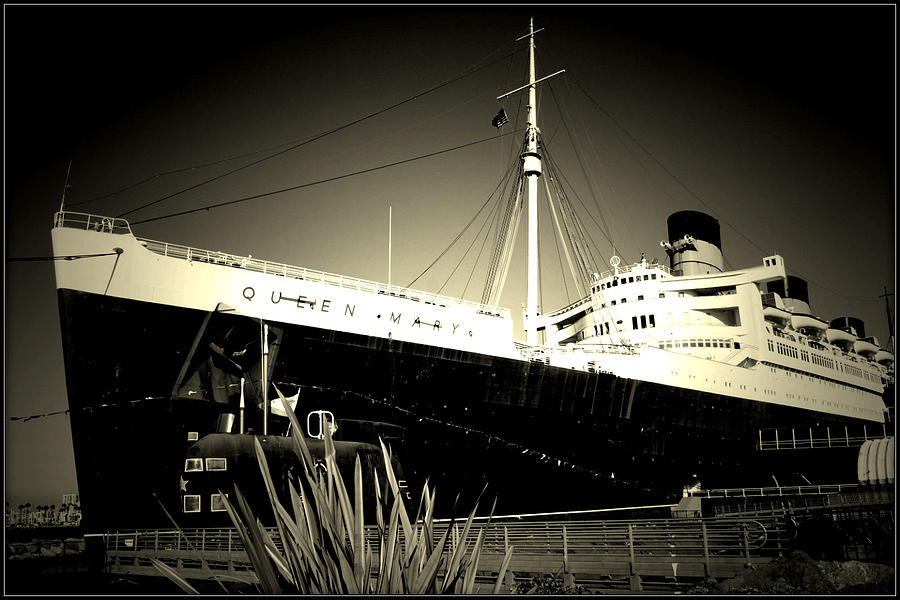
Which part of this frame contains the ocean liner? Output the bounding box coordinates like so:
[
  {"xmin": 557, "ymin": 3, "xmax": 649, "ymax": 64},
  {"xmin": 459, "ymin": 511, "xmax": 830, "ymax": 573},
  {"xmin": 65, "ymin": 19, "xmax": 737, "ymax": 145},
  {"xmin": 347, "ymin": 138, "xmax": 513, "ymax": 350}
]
[{"xmin": 50, "ymin": 20, "xmax": 893, "ymax": 533}]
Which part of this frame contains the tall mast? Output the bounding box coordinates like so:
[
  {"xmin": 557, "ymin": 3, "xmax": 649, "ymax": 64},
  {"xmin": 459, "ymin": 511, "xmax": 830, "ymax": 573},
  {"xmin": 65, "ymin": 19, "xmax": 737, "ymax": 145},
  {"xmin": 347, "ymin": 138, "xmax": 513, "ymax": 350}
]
[
  {"xmin": 524, "ymin": 18, "xmax": 542, "ymax": 345},
  {"xmin": 497, "ymin": 19, "xmax": 564, "ymax": 344}
]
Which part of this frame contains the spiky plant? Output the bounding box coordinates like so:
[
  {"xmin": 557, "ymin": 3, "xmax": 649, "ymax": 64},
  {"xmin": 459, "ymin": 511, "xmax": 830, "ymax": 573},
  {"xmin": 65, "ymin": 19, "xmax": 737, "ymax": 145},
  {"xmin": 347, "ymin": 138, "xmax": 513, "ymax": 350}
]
[{"xmin": 157, "ymin": 385, "xmax": 513, "ymax": 594}]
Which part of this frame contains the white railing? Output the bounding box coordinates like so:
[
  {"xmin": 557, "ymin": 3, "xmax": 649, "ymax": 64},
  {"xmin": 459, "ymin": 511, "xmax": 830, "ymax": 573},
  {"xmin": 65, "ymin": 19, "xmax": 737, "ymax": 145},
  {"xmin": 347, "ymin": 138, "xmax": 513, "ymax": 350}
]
[
  {"xmin": 687, "ymin": 483, "xmax": 860, "ymax": 498},
  {"xmin": 54, "ymin": 211, "xmax": 133, "ymax": 235},
  {"xmin": 595, "ymin": 261, "xmax": 673, "ymax": 281},
  {"xmin": 54, "ymin": 212, "xmax": 510, "ymax": 318},
  {"xmin": 135, "ymin": 237, "xmax": 510, "ymax": 318}
]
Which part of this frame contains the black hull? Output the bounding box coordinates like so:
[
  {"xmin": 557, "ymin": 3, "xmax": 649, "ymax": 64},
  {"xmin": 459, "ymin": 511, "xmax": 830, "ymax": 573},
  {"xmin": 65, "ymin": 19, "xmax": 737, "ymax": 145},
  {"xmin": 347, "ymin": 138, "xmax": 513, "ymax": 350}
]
[{"xmin": 57, "ymin": 289, "xmax": 873, "ymax": 531}]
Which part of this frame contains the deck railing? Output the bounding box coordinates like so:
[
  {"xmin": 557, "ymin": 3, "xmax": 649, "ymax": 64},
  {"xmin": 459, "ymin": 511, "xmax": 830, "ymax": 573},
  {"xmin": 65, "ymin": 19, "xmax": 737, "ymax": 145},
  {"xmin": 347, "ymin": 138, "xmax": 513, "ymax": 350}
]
[
  {"xmin": 54, "ymin": 211, "xmax": 133, "ymax": 235},
  {"xmin": 103, "ymin": 516, "xmax": 785, "ymax": 567},
  {"xmin": 53, "ymin": 211, "xmax": 510, "ymax": 319},
  {"xmin": 686, "ymin": 483, "xmax": 860, "ymax": 499}
]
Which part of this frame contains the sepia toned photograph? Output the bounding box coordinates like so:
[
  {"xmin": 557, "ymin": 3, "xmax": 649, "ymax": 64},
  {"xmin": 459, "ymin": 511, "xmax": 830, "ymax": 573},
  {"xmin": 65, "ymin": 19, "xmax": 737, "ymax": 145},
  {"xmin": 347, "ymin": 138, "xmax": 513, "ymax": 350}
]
[{"xmin": 5, "ymin": 3, "xmax": 895, "ymax": 594}]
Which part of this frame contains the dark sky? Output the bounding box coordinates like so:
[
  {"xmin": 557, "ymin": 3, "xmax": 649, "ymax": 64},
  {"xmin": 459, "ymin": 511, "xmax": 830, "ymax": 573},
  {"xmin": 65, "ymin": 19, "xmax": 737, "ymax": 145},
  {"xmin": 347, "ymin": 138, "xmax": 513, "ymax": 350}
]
[{"xmin": 5, "ymin": 5, "xmax": 895, "ymax": 506}]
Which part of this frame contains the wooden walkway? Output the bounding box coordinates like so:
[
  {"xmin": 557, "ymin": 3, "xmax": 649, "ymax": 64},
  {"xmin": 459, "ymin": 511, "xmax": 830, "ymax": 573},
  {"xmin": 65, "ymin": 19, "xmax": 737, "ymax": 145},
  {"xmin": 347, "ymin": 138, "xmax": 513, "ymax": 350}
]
[{"xmin": 102, "ymin": 516, "xmax": 790, "ymax": 592}]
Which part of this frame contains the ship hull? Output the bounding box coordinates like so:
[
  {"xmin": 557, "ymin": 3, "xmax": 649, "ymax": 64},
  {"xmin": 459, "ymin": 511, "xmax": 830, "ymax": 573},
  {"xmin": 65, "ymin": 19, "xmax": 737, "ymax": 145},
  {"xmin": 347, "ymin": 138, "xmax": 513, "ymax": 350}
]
[{"xmin": 57, "ymin": 288, "xmax": 878, "ymax": 531}]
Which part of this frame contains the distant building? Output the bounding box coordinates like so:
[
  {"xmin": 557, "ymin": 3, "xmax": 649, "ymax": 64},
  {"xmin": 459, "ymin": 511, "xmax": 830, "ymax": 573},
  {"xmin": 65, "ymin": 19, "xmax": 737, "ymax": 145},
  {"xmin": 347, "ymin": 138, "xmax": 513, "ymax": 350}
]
[{"xmin": 5, "ymin": 493, "xmax": 81, "ymax": 528}]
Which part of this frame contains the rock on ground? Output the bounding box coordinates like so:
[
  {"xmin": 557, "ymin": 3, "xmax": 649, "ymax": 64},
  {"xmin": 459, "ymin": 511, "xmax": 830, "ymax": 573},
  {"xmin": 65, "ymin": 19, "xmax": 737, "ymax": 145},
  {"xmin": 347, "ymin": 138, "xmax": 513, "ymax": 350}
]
[{"xmin": 688, "ymin": 551, "xmax": 894, "ymax": 594}]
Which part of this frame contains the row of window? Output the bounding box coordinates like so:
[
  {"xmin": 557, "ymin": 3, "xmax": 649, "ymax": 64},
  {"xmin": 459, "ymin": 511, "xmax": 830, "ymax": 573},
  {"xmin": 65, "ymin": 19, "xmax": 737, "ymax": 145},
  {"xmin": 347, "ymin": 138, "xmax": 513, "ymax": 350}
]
[
  {"xmin": 598, "ymin": 272, "xmax": 659, "ymax": 290},
  {"xmin": 632, "ymin": 314, "xmax": 656, "ymax": 330},
  {"xmin": 592, "ymin": 312, "xmax": 658, "ymax": 336},
  {"xmin": 658, "ymin": 338, "xmax": 739, "ymax": 350},
  {"xmin": 768, "ymin": 338, "xmax": 876, "ymax": 385},
  {"xmin": 773, "ymin": 340, "xmax": 799, "ymax": 360},
  {"xmin": 599, "ymin": 292, "xmax": 687, "ymax": 309},
  {"xmin": 185, "ymin": 458, "xmax": 227, "ymax": 472},
  {"xmin": 183, "ymin": 493, "xmax": 229, "ymax": 513}
]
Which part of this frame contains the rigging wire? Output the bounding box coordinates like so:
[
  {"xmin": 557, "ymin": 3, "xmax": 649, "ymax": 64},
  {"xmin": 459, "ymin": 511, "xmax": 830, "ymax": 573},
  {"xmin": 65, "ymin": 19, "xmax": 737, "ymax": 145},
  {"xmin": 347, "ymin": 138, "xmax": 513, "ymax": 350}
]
[
  {"xmin": 438, "ymin": 160, "xmax": 518, "ymax": 295},
  {"xmin": 66, "ymin": 136, "xmax": 314, "ymax": 208},
  {"xmin": 111, "ymin": 46, "xmax": 525, "ymax": 219},
  {"xmin": 462, "ymin": 194, "xmax": 507, "ymax": 300},
  {"xmin": 572, "ymin": 77, "xmax": 889, "ymax": 306},
  {"xmin": 8, "ymin": 409, "xmax": 69, "ymax": 422},
  {"xmin": 544, "ymin": 80, "xmax": 617, "ymax": 253},
  {"xmin": 550, "ymin": 212, "xmax": 572, "ymax": 305},
  {"xmin": 130, "ymin": 130, "xmax": 523, "ymax": 227},
  {"xmin": 7, "ymin": 251, "xmax": 123, "ymax": 263},
  {"xmin": 406, "ymin": 137, "xmax": 523, "ymax": 289},
  {"xmin": 482, "ymin": 155, "xmax": 527, "ymax": 306}
]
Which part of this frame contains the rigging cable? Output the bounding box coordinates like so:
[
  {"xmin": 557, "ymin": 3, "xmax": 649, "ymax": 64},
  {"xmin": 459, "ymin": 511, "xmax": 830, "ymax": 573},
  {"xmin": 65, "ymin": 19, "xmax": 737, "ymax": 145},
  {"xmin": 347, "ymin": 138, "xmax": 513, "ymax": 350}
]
[
  {"xmin": 8, "ymin": 409, "xmax": 69, "ymax": 422},
  {"xmin": 130, "ymin": 130, "xmax": 523, "ymax": 227},
  {"xmin": 572, "ymin": 78, "xmax": 888, "ymax": 305},
  {"xmin": 406, "ymin": 136, "xmax": 523, "ymax": 288},
  {"xmin": 79, "ymin": 44, "xmax": 519, "ymax": 217},
  {"xmin": 438, "ymin": 159, "xmax": 518, "ymax": 295},
  {"xmin": 7, "ymin": 251, "xmax": 123, "ymax": 263},
  {"xmin": 462, "ymin": 193, "xmax": 507, "ymax": 300}
]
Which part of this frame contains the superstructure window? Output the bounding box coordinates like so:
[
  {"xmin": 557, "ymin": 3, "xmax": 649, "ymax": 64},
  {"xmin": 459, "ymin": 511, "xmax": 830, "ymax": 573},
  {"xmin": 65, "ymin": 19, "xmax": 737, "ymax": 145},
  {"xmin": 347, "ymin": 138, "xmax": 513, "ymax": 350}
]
[
  {"xmin": 640, "ymin": 315, "xmax": 647, "ymax": 329},
  {"xmin": 644, "ymin": 275, "xmax": 649, "ymax": 281},
  {"xmin": 183, "ymin": 495, "xmax": 201, "ymax": 513},
  {"xmin": 612, "ymin": 280, "xmax": 618, "ymax": 287},
  {"xmin": 632, "ymin": 316, "xmax": 639, "ymax": 329},
  {"xmin": 628, "ymin": 277, "xmax": 634, "ymax": 283},
  {"xmin": 210, "ymin": 494, "xmax": 229, "ymax": 512},
  {"xmin": 206, "ymin": 458, "xmax": 227, "ymax": 471},
  {"xmin": 187, "ymin": 432, "xmax": 199, "ymax": 442},
  {"xmin": 651, "ymin": 274, "xmax": 657, "ymax": 280},
  {"xmin": 638, "ymin": 295, "xmax": 644, "ymax": 301},
  {"xmin": 649, "ymin": 315, "xmax": 655, "ymax": 327},
  {"xmin": 185, "ymin": 459, "xmax": 203, "ymax": 472}
]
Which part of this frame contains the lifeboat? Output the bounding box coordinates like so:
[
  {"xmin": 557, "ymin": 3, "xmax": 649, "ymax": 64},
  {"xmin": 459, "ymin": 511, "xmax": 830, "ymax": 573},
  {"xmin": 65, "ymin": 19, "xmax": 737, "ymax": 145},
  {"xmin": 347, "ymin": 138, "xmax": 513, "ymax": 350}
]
[
  {"xmin": 874, "ymin": 349, "xmax": 894, "ymax": 365},
  {"xmin": 853, "ymin": 338, "xmax": 879, "ymax": 358},
  {"xmin": 790, "ymin": 313, "xmax": 828, "ymax": 332},
  {"xmin": 763, "ymin": 305, "xmax": 792, "ymax": 325},
  {"xmin": 857, "ymin": 437, "xmax": 894, "ymax": 487},
  {"xmin": 826, "ymin": 327, "xmax": 857, "ymax": 348}
]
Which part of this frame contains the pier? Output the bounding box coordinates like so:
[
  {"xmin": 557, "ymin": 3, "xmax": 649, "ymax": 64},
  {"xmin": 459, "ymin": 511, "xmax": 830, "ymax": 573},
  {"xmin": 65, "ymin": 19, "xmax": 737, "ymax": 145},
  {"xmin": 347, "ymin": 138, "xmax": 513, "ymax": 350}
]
[
  {"xmin": 96, "ymin": 484, "xmax": 892, "ymax": 593},
  {"xmin": 100, "ymin": 516, "xmax": 788, "ymax": 592}
]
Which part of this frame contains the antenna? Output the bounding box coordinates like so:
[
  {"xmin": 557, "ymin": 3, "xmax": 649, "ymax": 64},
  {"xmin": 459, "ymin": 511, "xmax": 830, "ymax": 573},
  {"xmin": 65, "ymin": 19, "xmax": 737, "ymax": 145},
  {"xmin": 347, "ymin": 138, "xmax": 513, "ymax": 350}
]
[
  {"xmin": 388, "ymin": 206, "xmax": 393, "ymax": 290},
  {"xmin": 58, "ymin": 160, "xmax": 72, "ymax": 213},
  {"xmin": 879, "ymin": 286, "xmax": 894, "ymax": 349}
]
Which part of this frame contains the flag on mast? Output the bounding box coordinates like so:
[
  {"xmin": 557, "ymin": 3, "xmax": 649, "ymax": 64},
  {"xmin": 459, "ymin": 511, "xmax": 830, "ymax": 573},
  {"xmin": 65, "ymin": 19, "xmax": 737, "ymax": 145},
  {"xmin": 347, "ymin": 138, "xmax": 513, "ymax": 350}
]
[{"xmin": 491, "ymin": 108, "xmax": 509, "ymax": 128}]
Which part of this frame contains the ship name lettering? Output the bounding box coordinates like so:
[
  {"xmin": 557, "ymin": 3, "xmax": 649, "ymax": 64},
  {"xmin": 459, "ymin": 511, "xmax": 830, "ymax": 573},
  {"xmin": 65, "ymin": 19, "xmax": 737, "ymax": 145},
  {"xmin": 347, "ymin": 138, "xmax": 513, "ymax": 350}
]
[
  {"xmin": 412, "ymin": 317, "xmax": 421, "ymax": 328},
  {"xmin": 433, "ymin": 320, "xmax": 441, "ymax": 331},
  {"xmin": 270, "ymin": 291, "xmax": 282, "ymax": 304},
  {"xmin": 243, "ymin": 286, "xmax": 255, "ymax": 301},
  {"xmin": 452, "ymin": 323, "xmax": 461, "ymax": 334},
  {"xmin": 296, "ymin": 295, "xmax": 316, "ymax": 310},
  {"xmin": 321, "ymin": 299, "xmax": 331, "ymax": 313},
  {"xmin": 345, "ymin": 304, "xmax": 356, "ymax": 317},
  {"xmin": 390, "ymin": 312, "xmax": 401, "ymax": 324}
]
